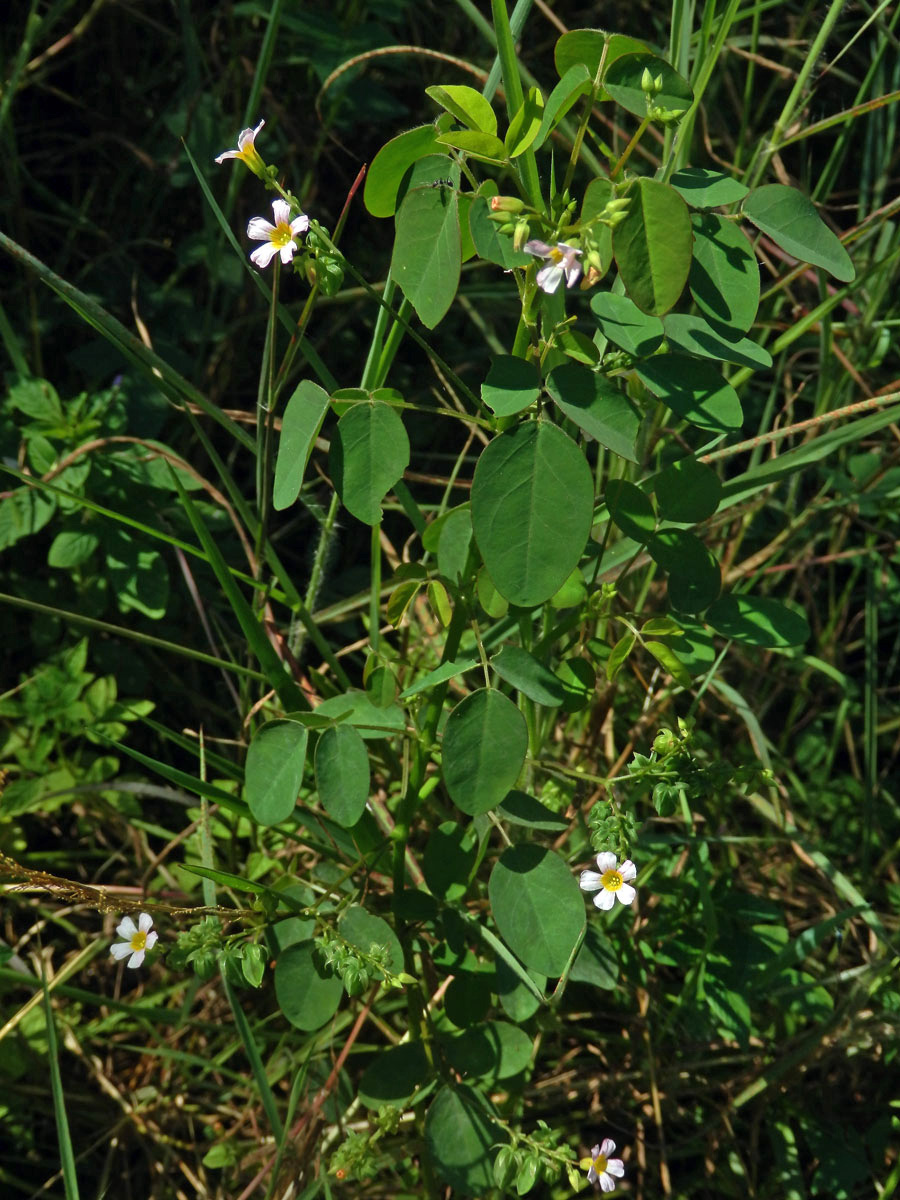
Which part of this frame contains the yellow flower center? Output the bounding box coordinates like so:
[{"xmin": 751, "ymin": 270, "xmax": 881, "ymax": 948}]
[
  {"xmin": 270, "ymin": 221, "xmax": 294, "ymax": 248},
  {"xmin": 130, "ymin": 930, "xmax": 148, "ymax": 952},
  {"xmin": 601, "ymin": 868, "xmax": 623, "ymax": 892},
  {"xmin": 593, "ymin": 1152, "xmax": 608, "ymax": 1174},
  {"xmin": 549, "ymin": 247, "xmax": 564, "ymax": 264}
]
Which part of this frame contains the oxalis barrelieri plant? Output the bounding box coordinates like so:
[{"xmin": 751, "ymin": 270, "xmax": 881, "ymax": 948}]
[{"xmin": 1, "ymin": 4, "xmax": 870, "ymax": 1197}]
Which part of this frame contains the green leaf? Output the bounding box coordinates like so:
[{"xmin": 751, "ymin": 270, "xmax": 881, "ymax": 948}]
[
  {"xmin": 743, "ymin": 184, "xmax": 854, "ymax": 282},
  {"xmin": 442, "ymin": 688, "xmax": 528, "ymax": 816},
  {"xmin": 399, "ymin": 657, "xmax": 479, "ymax": 700},
  {"xmin": 556, "ymin": 657, "xmax": 595, "ymax": 711},
  {"xmin": 570, "ymin": 925, "xmax": 618, "ymax": 989},
  {"xmin": 423, "ymin": 821, "xmax": 479, "ymax": 900},
  {"xmin": 364, "ymin": 125, "xmax": 443, "ymax": 217},
  {"xmin": 663, "ymin": 313, "xmax": 772, "ymax": 369},
  {"xmin": 274, "ymin": 943, "xmax": 342, "ymax": 1030},
  {"xmin": 437, "ymin": 505, "xmax": 473, "ymax": 584},
  {"xmin": 105, "ymin": 530, "xmax": 169, "ymax": 619},
  {"xmin": 340, "ymin": 905, "xmax": 403, "ymax": 976},
  {"xmin": 706, "ymin": 595, "xmax": 810, "ymax": 647},
  {"xmin": 590, "ymin": 291, "xmax": 664, "ymax": 357},
  {"xmin": 47, "ymin": 529, "xmax": 99, "ymax": 568},
  {"xmin": 425, "ymin": 84, "xmax": 497, "ymax": 134},
  {"xmin": 471, "ymin": 421, "xmax": 594, "ymax": 606},
  {"xmin": 436, "ymin": 129, "xmax": 507, "ymax": 162},
  {"xmin": 670, "ymin": 167, "xmax": 748, "ymax": 208},
  {"xmin": 555, "ymin": 30, "xmax": 646, "ymax": 83},
  {"xmin": 0, "ymin": 488, "xmax": 55, "ymax": 549},
  {"xmin": 428, "ymin": 578, "xmax": 452, "ymax": 626},
  {"xmin": 330, "ymin": 401, "xmax": 410, "ymax": 524},
  {"xmin": 245, "ymin": 719, "xmax": 308, "ymax": 826},
  {"xmin": 580, "ymin": 178, "xmax": 614, "ymax": 277},
  {"xmin": 425, "ymin": 1084, "xmax": 506, "ymax": 1195},
  {"xmin": 498, "ymin": 791, "xmax": 568, "ymax": 831},
  {"xmin": 477, "ymin": 567, "xmax": 509, "ymax": 618},
  {"xmin": 649, "ymin": 529, "xmax": 721, "ymax": 613},
  {"xmin": 392, "ymin": 177, "xmax": 461, "ymax": 328},
  {"xmin": 442, "ymin": 1021, "xmax": 533, "ymax": 1082},
  {"xmin": 359, "ymin": 1042, "xmax": 429, "ymax": 1109},
  {"xmin": 606, "ymin": 479, "xmax": 655, "ymax": 541},
  {"xmin": 315, "ymin": 725, "xmax": 370, "ymax": 827},
  {"xmin": 273, "ymin": 380, "xmax": 331, "ymax": 510},
  {"xmin": 482, "ymin": 355, "xmax": 541, "ymax": 417},
  {"xmin": 550, "ymin": 567, "xmax": 587, "ymax": 609},
  {"xmin": 613, "ymin": 178, "xmax": 692, "ymax": 315},
  {"xmin": 603, "ymin": 52, "xmax": 693, "ymax": 119},
  {"xmin": 636, "ymin": 354, "xmax": 743, "ymax": 433},
  {"xmin": 489, "ymin": 844, "xmax": 585, "ymax": 976},
  {"xmin": 534, "ymin": 64, "xmax": 592, "ymax": 150},
  {"xmin": 546, "ymin": 362, "xmax": 641, "ymax": 461},
  {"xmin": 690, "ymin": 213, "xmax": 759, "ymax": 332},
  {"xmin": 505, "ymin": 86, "xmax": 545, "ymax": 158},
  {"xmin": 606, "ymin": 631, "xmax": 636, "ymax": 681},
  {"xmin": 312, "ymin": 690, "xmax": 406, "ymax": 738},
  {"xmin": 654, "ymin": 458, "xmax": 722, "ymax": 523},
  {"xmin": 469, "ymin": 195, "xmax": 532, "ymax": 269},
  {"xmin": 387, "ymin": 578, "xmax": 422, "ymax": 626},
  {"xmin": 491, "ymin": 644, "xmax": 567, "ymax": 706},
  {"xmin": 644, "ymin": 640, "xmax": 692, "ymax": 687}
]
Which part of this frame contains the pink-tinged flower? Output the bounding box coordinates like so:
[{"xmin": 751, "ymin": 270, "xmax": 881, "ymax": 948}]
[
  {"xmin": 246, "ymin": 199, "xmax": 310, "ymax": 268},
  {"xmin": 579, "ymin": 853, "xmax": 637, "ymax": 911},
  {"xmin": 524, "ymin": 238, "xmax": 582, "ymax": 293},
  {"xmin": 110, "ymin": 913, "xmax": 158, "ymax": 969},
  {"xmin": 581, "ymin": 1138, "xmax": 625, "ymax": 1192},
  {"xmin": 214, "ymin": 120, "xmax": 267, "ymax": 176}
]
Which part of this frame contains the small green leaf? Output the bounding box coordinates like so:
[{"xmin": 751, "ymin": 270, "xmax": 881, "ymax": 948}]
[
  {"xmin": 423, "ymin": 821, "xmax": 479, "ymax": 900},
  {"xmin": 364, "ymin": 125, "xmax": 443, "ymax": 217},
  {"xmin": 437, "ymin": 504, "xmax": 473, "ymax": 584},
  {"xmin": 387, "ymin": 578, "xmax": 422, "ymax": 626},
  {"xmin": 670, "ymin": 167, "xmax": 748, "ymax": 208},
  {"xmin": 469, "ymin": 195, "xmax": 532, "ymax": 269},
  {"xmin": 534, "ymin": 64, "xmax": 591, "ymax": 150},
  {"xmin": 498, "ymin": 791, "xmax": 568, "ymax": 831},
  {"xmin": 590, "ymin": 291, "xmax": 665, "ymax": 357},
  {"xmin": 706, "ymin": 595, "xmax": 810, "ymax": 646},
  {"xmin": 425, "ymin": 84, "xmax": 497, "ymax": 134},
  {"xmin": 606, "ymin": 479, "xmax": 655, "ymax": 541},
  {"xmin": 425, "ymin": 1084, "xmax": 506, "ymax": 1195},
  {"xmin": 489, "ymin": 844, "xmax": 585, "ymax": 976},
  {"xmin": 644, "ymin": 640, "xmax": 692, "ymax": 688},
  {"xmin": 546, "ymin": 362, "xmax": 641, "ymax": 462},
  {"xmin": 491, "ymin": 644, "xmax": 567, "ymax": 707},
  {"xmin": 482, "ymin": 355, "xmax": 541, "ymax": 417},
  {"xmin": 505, "ymin": 86, "xmax": 545, "ymax": 158},
  {"xmin": 436, "ymin": 129, "xmax": 507, "ymax": 162},
  {"xmin": 359, "ymin": 1042, "xmax": 429, "ymax": 1109},
  {"xmin": 273, "ymin": 380, "xmax": 331, "ymax": 510},
  {"xmin": 607, "ymin": 631, "xmax": 636, "ymax": 681},
  {"xmin": 636, "ymin": 354, "xmax": 743, "ymax": 433},
  {"xmin": 274, "ymin": 943, "xmax": 342, "ymax": 1030},
  {"xmin": 477, "ymin": 566, "xmax": 509, "ymax": 618},
  {"xmin": 392, "ymin": 173, "xmax": 461, "ymax": 328},
  {"xmin": 315, "ymin": 725, "xmax": 370, "ymax": 827},
  {"xmin": 442, "ymin": 688, "xmax": 528, "ymax": 816},
  {"xmin": 690, "ymin": 213, "xmax": 759, "ymax": 332},
  {"xmin": 603, "ymin": 52, "xmax": 693, "ymax": 119},
  {"xmin": 743, "ymin": 184, "xmax": 854, "ymax": 282},
  {"xmin": 245, "ymin": 719, "xmax": 308, "ymax": 826},
  {"xmin": 330, "ymin": 401, "xmax": 410, "ymax": 524},
  {"xmin": 649, "ymin": 529, "xmax": 721, "ymax": 613},
  {"xmin": 428, "ymin": 578, "xmax": 453, "ymax": 626},
  {"xmin": 654, "ymin": 458, "xmax": 722, "ymax": 523},
  {"xmin": 555, "ymin": 30, "xmax": 645, "ymax": 82},
  {"xmin": 613, "ymin": 178, "xmax": 692, "ymax": 315},
  {"xmin": 663, "ymin": 313, "xmax": 772, "ymax": 370},
  {"xmin": 48, "ymin": 529, "xmax": 99, "ymax": 568},
  {"xmin": 550, "ymin": 567, "xmax": 588, "ymax": 609},
  {"xmin": 556, "ymin": 657, "xmax": 595, "ymax": 711},
  {"xmin": 471, "ymin": 421, "xmax": 594, "ymax": 607}
]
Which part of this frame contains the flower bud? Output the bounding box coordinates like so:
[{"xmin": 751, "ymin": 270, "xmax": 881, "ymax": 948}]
[
  {"xmin": 641, "ymin": 66, "xmax": 655, "ymax": 94},
  {"xmin": 490, "ymin": 194, "xmax": 526, "ymax": 214},
  {"xmin": 513, "ymin": 217, "xmax": 531, "ymax": 251}
]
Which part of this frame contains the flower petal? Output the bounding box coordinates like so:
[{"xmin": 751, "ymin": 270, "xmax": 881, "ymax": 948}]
[
  {"xmin": 110, "ymin": 942, "xmax": 133, "ymax": 960},
  {"xmin": 127, "ymin": 949, "xmax": 145, "ymax": 969},
  {"xmin": 524, "ymin": 239, "xmax": 552, "ymax": 257},
  {"xmin": 593, "ymin": 888, "xmax": 616, "ymax": 910},
  {"xmin": 590, "ymin": 1145, "xmax": 601, "ymax": 1159},
  {"xmin": 137, "ymin": 913, "xmax": 154, "ymax": 933},
  {"xmin": 247, "ymin": 216, "xmax": 275, "ymax": 242},
  {"xmin": 619, "ymin": 859, "xmax": 637, "ymax": 882},
  {"xmin": 595, "ymin": 852, "xmax": 617, "ymax": 873},
  {"xmin": 290, "ymin": 214, "xmax": 310, "ymax": 236},
  {"xmin": 580, "ymin": 870, "xmax": 602, "ymax": 892},
  {"xmin": 600, "ymin": 1139, "xmax": 616, "ymax": 1157},
  {"xmin": 250, "ymin": 241, "xmax": 281, "ymax": 268},
  {"xmin": 536, "ymin": 263, "xmax": 563, "ymax": 293},
  {"xmin": 145, "ymin": 930, "xmax": 159, "ymax": 951},
  {"xmin": 599, "ymin": 1172, "xmax": 616, "ymax": 1193},
  {"xmin": 238, "ymin": 119, "xmax": 264, "ymax": 149},
  {"xmin": 616, "ymin": 883, "xmax": 636, "ymax": 905},
  {"xmin": 271, "ymin": 198, "xmax": 292, "ymax": 226},
  {"xmin": 563, "ymin": 262, "xmax": 583, "ymax": 288},
  {"xmin": 116, "ymin": 916, "xmax": 137, "ymax": 939},
  {"xmin": 278, "ymin": 241, "xmax": 298, "ymax": 265},
  {"xmin": 214, "ymin": 149, "xmax": 240, "ymax": 164},
  {"xmin": 606, "ymin": 1159, "xmax": 625, "ymax": 1178}
]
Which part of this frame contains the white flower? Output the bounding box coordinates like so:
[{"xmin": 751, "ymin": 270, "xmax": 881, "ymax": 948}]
[
  {"xmin": 110, "ymin": 912, "xmax": 158, "ymax": 968},
  {"xmin": 579, "ymin": 852, "xmax": 637, "ymax": 911},
  {"xmin": 247, "ymin": 199, "xmax": 310, "ymax": 268},
  {"xmin": 524, "ymin": 238, "xmax": 582, "ymax": 293},
  {"xmin": 215, "ymin": 119, "xmax": 267, "ymax": 175},
  {"xmin": 581, "ymin": 1138, "xmax": 625, "ymax": 1192}
]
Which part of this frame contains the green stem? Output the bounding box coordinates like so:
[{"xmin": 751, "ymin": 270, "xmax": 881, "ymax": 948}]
[
  {"xmin": 370, "ymin": 522, "xmax": 382, "ymax": 656},
  {"xmin": 610, "ymin": 114, "xmax": 651, "ymax": 180},
  {"xmin": 491, "ymin": 0, "xmax": 544, "ymax": 212},
  {"xmin": 254, "ymin": 261, "xmax": 279, "ymax": 583}
]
